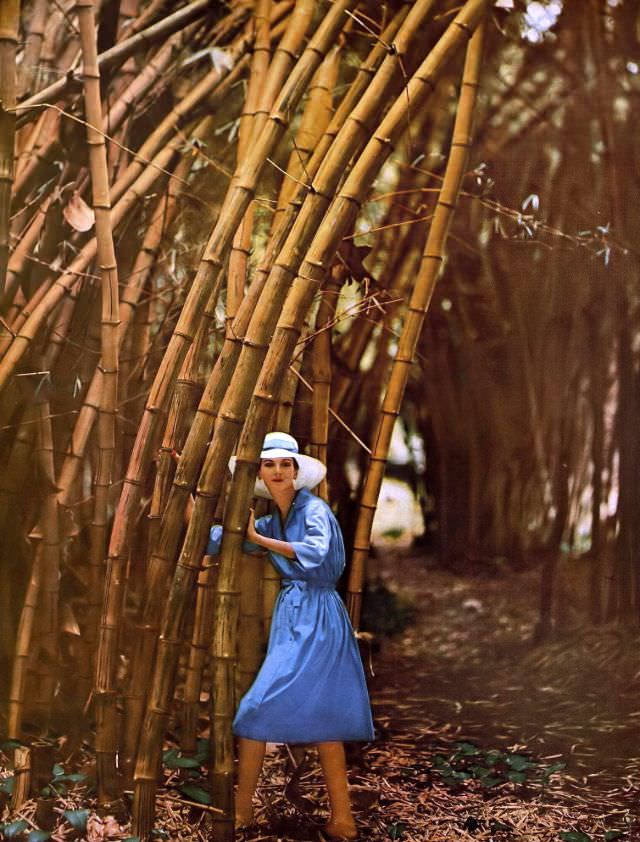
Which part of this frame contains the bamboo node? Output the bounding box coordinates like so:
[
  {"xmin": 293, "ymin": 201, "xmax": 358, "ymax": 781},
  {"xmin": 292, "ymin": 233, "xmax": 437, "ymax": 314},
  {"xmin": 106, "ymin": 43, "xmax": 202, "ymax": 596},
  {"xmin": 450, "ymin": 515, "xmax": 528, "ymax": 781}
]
[
  {"xmin": 241, "ymin": 338, "xmax": 269, "ymax": 351},
  {"xmin": 219, "ymin": 411, "xmax": 245, "ymax": 426},
  {"xmin": 415, "ymin": 73, "xmax": 436, "ymax": 91},
  {"xmin": 454, "ymin": 19, "xmax": 474, "ymax": 38},
  {"xmin": 253, "ymin": 390, "xmax": 278, "ymax": 405}
]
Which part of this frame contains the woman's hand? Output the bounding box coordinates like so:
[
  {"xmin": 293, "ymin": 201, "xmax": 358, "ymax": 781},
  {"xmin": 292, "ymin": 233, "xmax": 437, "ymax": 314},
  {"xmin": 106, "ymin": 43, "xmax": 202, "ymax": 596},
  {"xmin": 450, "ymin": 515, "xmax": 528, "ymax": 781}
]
[{"xmin": 247, "ymin": 508, "xmax": 258, "ymax": 542}]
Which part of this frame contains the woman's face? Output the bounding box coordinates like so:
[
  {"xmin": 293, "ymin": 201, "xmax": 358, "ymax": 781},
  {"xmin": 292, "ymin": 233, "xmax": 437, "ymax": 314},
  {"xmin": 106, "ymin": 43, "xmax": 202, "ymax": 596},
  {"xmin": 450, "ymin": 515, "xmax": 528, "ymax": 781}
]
[{"xmin": 258, "ymin": 457, "xmax": 297, "ymax": 493}]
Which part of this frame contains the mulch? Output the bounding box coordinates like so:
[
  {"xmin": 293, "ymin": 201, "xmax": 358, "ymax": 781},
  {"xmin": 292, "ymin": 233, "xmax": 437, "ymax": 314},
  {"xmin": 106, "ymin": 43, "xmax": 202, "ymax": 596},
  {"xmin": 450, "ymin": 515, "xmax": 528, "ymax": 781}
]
[{"xmin": 2, "ymin": 550, "xmax": 639, "ymax": 840}]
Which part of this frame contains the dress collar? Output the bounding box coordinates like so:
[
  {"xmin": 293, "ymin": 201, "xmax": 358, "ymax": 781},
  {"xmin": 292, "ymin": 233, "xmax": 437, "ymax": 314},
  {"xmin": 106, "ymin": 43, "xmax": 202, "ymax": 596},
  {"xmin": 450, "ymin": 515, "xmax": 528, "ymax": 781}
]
[{"xmin": 292, "ymin": 487, "xmax": 313, "ymax": 509}]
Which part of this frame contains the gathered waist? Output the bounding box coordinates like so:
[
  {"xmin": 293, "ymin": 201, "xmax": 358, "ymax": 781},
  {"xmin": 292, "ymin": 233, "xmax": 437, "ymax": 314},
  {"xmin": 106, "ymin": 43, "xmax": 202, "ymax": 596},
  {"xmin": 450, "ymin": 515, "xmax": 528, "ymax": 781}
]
[
  {"xmin": 281, "ymin": 579, "xmax": 335, "ymax": 590},
  {"xmin": 280, "ymin": 579, "xmax": 335, "ymax": 607}
]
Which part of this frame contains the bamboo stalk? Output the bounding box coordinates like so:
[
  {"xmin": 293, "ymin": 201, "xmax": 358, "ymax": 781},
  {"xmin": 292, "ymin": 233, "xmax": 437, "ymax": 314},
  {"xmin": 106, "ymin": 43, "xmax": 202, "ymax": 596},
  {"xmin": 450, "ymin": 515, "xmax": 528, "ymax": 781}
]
[
  {"xmin": 126, "ymin": 0, "xmax": 437, "ymax": 817},
  {"xmin": 0, "ymin": 0, "xmax": 19, "ymax": 293},
  {"xmin": 310, "ymin": 268, "xmax": 342, "ymax": 500},
  {"xmin": 17, "ymin": 0, "xmax": 48, "ymax": 97},
  {"xmin": 7, "ymin": 443, "xmax": 41, "ymax": 737},
  {"xmin": 202, "ymin": 0, "xmax": 487, "ymax": 812},
  {"xmin": 77, "ymin": 0, "xmax": 121, "ymax": 799},
  {"xmin": 204, "ymin": 3, "xmax": 488, "ymax": 835},
  {"xmin": 131, "ymin": 3, "xmax": 358, "ymax": 834},
  {"xmin": 180, "ymin": 559, "xmax": 219, "ymax": 753},
  {"xmin": 347, "ymin": 20, "xmax": 486, "ymax": 628},
  {"xmin": 86, "ymin": 5, "xmax": 408, "ymax": 685},
  {"xmin": 226, "ymin": 0, "xmax": 272, "ymax": 325}
]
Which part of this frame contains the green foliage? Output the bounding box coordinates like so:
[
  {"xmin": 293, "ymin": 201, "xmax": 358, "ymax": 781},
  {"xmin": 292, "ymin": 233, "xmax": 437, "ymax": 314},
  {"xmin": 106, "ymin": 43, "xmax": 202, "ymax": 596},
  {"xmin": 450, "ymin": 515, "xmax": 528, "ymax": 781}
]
[
  {"xmin": 62, "ymin": 809, "xmax": 89, "ymax": 832},
  {"xmin": 432, "ymin": 742, "xmax": 565, "ymax": 790},
  {"xmin": 387, "ymin": 822, "xmax": 406, "ymax": 840},
  {"xmin": 2, "ymin": 820, "xmax": 29, "ymax": 838},
  {"xmin": 177, "ymin": 783, "xmax": 212, "ymax": 805}
]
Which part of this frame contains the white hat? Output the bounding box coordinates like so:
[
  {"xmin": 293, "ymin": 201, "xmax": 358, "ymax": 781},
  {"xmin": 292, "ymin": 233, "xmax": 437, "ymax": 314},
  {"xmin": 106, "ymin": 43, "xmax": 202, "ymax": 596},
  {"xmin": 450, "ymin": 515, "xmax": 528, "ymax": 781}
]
[{"xmin": 228, "ymin": 431, "xmax": 326, "ymax": 499}]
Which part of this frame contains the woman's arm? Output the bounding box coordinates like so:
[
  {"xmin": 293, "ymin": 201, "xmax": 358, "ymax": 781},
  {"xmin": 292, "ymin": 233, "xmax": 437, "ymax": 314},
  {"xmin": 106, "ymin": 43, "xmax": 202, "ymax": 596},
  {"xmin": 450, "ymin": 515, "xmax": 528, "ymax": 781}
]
[{"xmin": 247, "ymin": 509, "xmax": 296, "ymax": 559}]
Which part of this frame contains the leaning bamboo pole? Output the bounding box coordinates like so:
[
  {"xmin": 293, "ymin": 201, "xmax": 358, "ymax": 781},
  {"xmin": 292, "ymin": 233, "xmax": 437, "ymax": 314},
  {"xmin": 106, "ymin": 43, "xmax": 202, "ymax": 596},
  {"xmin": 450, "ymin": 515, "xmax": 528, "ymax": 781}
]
[
  {"xmin": 201, "ymin": 2, "xmax": 488, "ymax": 834},
  {"xmin": 55, "ymin": 128, "xmax": 207, "ymax": 521},
  {"xmin": 128, "ymin": 8, "xmax": 439, "ymax": 826},
  {"xmin": 171, "ymin": 0, "xmax": 439, "ymax": 549},
  {"xmin": 131, "ymin": 9, "xmax": 435, "ymax": 814},
  {"xmin": 0, "ymin": 0, "xmax": 19, "ymax": 293},
  {"xmin": 310, "ymin": 268, "xmax": 342, "ymax": 500},
  {"xmin": 17, "ymin": 0, "xmax": 47, "ymax": 97},
  {"xmin": 347, "ymin": 21, "xmax": 486, "ymax": 628},
  {"xmin": 227, "ymin": 0, "xmax": 273, "ymax": 325},
  {"xmin": 180, "ymin": 558, "xmax": 219, "ymax": 753},
  {"xmin": 115, "ymin": 3, "xmax": 357, "ymax": 820},
  {"xmin": 77, "ymin": 1, "xmax": 121, "ymax": 800},
  {"xmin": 105, "ymin": 4, "xmax": 408, "ymax": 657}
]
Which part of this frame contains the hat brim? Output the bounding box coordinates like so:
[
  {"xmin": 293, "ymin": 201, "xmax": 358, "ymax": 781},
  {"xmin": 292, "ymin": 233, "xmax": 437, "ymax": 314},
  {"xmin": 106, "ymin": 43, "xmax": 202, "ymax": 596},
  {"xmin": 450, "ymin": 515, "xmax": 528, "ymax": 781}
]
[{"xmin": 228, "ymin": 451, "xmax": 326, "ymax": 499}]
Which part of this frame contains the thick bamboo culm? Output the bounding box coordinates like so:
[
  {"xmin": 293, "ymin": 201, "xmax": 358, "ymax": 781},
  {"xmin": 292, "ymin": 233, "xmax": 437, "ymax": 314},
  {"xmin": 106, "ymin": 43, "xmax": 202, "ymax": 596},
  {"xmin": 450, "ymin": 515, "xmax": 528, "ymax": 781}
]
[
  {"xmin": 129, "ymin": 4, "xmax": 358, "ymax": 831},
  {"xmin": 236, "ymin": 554, "xmax": 264, "ymax": 700},
  {"xmin": 139, "ymin": 0, "xmax": 410, "ymax": 595},
  {"xmin": 0, "ymin": 0, "xmax": 19, "ymax": 293},
  {"xmin": 128, "ymin": 4, "xmax": 447, "ymax": 830},
  {"xmin": 121, "ymin": 323, "xmax": 206, "ymax": 781},
  {"xmin": 227, "ymin": 0, "xmax": 272, "ymax": 325},
  {"xmin": 180, "ymin": 559, "xmax": 219, "ymax": 754},
  {"xmin": 310, "ymin": 268, "xmax": 343, "ymax": 500},
  {"xmin": 176, "ymin": 0, "xmax": 439, "ymax": 553},
  {"xmin": 347, "ymin": 21, "xmax": 487, "ymax": 629},
  {"xmin": 206, "ymin": 4, "xmax": 488, "ymax": 836},
  {"xmin": 77, "ymin": 0, "xmax": 122, "ymax": 801},
  {"xmin": 17, "ymin": 0, "xmax": 47, "ymax": 97}
]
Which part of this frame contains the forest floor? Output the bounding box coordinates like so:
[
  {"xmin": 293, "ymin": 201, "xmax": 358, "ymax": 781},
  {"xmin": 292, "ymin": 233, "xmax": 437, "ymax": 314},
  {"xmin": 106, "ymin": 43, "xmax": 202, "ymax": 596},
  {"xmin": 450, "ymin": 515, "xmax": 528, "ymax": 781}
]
[{"xmin": 2, "ymin": 548, "xmax": 640, "ymax": 841}]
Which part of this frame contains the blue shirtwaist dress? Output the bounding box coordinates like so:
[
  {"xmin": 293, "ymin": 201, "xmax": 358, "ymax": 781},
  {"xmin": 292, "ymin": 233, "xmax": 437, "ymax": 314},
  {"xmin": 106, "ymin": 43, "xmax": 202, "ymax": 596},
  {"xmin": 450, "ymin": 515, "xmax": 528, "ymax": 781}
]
[{"xmin": 207, "ymin": 488, "xmax": 375, "ymax": 744}]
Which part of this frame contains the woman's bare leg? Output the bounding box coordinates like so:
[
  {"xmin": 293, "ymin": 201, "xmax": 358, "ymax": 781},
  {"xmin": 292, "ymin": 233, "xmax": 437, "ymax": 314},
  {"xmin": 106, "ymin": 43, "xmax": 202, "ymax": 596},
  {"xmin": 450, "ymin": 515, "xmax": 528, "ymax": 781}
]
[
  {"xmin": 236, "ymin": 738, "xmax": 266, "ymax": 826},
  {"xmin": 317, "ymin": 742, "xmax": 357, "ymax": 839}
]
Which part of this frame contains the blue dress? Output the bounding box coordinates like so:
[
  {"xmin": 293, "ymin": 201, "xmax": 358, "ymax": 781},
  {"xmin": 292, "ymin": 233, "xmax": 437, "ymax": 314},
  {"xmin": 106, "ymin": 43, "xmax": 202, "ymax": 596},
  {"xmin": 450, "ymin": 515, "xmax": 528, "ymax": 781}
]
[{"xmin": 207, "ymin": 488, "xmax": 375, "ymax": 744}]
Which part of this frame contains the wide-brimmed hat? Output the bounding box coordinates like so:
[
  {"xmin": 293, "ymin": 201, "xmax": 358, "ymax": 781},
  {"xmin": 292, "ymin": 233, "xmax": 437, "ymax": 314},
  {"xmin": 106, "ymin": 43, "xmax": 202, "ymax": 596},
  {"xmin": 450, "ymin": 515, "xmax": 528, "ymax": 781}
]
[{"xmin": 228, "ymin": 431, "xmax": 326, "ymax": 499}]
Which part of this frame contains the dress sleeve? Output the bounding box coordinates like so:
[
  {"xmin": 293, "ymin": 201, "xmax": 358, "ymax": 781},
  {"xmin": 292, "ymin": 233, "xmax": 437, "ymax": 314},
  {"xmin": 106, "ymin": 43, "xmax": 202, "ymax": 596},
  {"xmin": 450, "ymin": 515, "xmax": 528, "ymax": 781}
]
[
  {"xmin": 289, "ymin": 503, "xmax": 332, "ymax": 574},
  {"xmin": 205, "ymin": 515, "xmax": 272, "ymax": 555}
]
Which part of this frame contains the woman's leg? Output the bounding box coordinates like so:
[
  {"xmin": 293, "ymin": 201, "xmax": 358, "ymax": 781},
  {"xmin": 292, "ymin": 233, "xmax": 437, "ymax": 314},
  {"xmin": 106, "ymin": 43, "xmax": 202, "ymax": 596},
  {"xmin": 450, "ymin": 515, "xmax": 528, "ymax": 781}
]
[
  {"xmin": 236, "ymin": 738, "xmax": 266, "ymax": 825},
  {"xmin": 317, "ymin": 741, "xmax": 357, "ymax": 839}
]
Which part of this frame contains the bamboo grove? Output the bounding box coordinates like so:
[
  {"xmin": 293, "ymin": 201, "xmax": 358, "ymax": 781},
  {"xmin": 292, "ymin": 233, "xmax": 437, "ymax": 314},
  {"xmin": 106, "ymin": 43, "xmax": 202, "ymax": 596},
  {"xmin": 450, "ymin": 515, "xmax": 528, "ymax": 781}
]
[{"xmin": 1, "ymin": 0, "xmax": 639, "ymax": 838}]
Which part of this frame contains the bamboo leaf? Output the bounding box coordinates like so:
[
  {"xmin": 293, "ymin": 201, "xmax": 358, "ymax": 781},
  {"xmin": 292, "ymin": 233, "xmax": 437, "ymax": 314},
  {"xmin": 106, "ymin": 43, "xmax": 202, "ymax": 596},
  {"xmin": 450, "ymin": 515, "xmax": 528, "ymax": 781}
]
[
  {"xmin": 177, "ymin": 783, "xmax": 212, "ymax": 804},
  {"xmin": 559, "ymin": 833, "xmax": 592, "ymax": 842},
  {"xmin": 63, "ymin": 809, "xmax": 89, "ymax": 832},
  {"xmin": 28, "ymin": 832, "xmax": 51, "ymax": 842},
  {"xmin": 604, "ymin": 833, "xmax": 625, "ymax": 841},
  {"xmin": 62, "ymin": 191, "xmax": 95, "ymax": 232}
]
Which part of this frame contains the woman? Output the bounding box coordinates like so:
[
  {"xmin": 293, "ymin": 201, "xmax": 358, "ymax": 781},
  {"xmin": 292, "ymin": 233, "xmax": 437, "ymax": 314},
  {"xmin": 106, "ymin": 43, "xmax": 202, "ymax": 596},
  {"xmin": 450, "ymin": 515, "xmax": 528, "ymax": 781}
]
[{"xmin": 206, "ymin": 432, "xmax": 374, "ymax": 840}]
